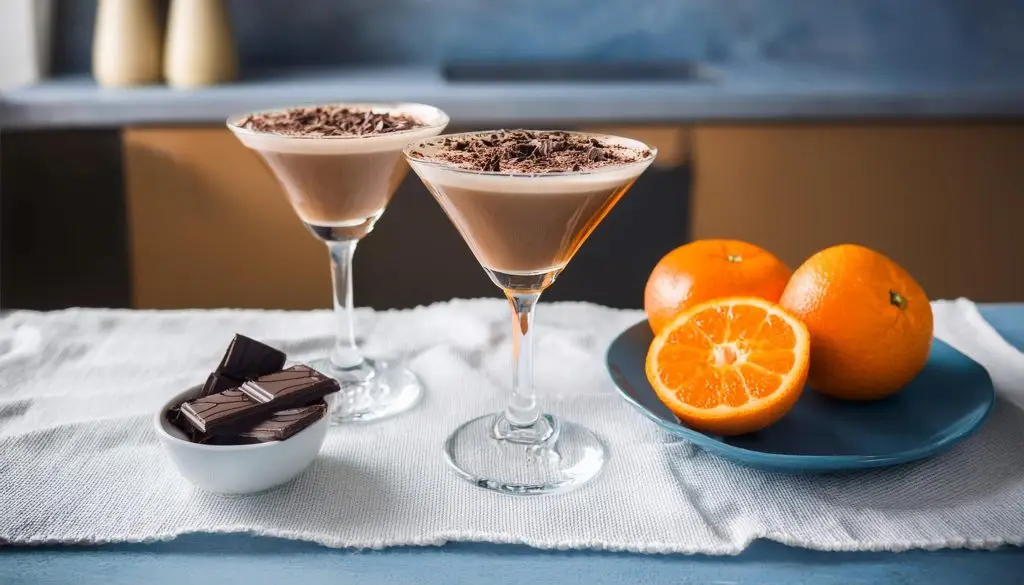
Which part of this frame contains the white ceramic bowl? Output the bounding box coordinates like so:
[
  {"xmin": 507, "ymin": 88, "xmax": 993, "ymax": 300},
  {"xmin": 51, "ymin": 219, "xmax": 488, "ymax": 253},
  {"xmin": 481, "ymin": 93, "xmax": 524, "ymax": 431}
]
[{"xmin": 154, "ymin": 385, "xmax": 329, "ymax": 495}]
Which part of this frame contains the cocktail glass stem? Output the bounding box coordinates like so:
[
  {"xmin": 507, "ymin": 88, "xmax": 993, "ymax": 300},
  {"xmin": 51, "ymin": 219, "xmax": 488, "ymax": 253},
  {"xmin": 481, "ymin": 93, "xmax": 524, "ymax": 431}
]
[
  {"xmin": 322, "ymin": 235, "xmax": 422, "ymax": 422},
  {"xmin": 506, "ymin": 291, "xmax": 539, "ymax": 426},
  {"xmin": 326, "ymin": 239, "xmax": 364, "ymax": 371},
  {"xmin": 492, "ymin": 291, "xmax": 557, "ymax": 445}
]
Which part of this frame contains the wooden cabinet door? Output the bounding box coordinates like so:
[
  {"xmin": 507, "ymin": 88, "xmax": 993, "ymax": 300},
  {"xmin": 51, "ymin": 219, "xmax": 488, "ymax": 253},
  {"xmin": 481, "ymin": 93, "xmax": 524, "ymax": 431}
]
[
  {"xmin": 692, "ymin": 123, "xmax": 1024, "ymax": 301},
  {"xmin": 123, "ymin": 126, "xmax": 692, "ymax": 309},
  {"xmin": 124, "ymin": 127, "xmax": 330, "ymax": 309}
]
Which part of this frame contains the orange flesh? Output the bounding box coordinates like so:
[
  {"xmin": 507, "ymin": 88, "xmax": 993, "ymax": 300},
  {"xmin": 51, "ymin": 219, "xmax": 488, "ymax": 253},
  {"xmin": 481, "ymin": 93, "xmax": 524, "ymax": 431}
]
[{"xmin": 652, "ymin": 303, "xmax": 799, "ymax": 409}]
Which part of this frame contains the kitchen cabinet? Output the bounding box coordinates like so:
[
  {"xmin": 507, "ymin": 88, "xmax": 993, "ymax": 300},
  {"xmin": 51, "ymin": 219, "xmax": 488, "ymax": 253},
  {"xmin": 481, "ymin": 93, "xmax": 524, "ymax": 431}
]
[
  {"xmin": 122, "ymin": 126, "xmax": 691, "ymax": 309},
  {"xmin": 5, "ymin": 122, "xmax": 1021, "ymax": 309},
  {"xmin": 691, "ymin": 123, "xmax": 1024, "ymax": 301}
]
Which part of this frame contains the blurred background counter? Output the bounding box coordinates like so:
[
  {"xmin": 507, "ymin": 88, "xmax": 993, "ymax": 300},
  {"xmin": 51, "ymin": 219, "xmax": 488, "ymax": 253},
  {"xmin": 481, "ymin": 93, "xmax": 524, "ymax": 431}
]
[{"xmin": 2, "ymin": 0, "xmax": 1023, "ymax": 310}]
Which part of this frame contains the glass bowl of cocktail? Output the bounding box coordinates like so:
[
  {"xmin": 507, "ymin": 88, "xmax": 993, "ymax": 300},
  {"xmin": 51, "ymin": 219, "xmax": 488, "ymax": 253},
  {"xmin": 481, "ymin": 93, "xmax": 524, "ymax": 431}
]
[
  {"xmin": 405, "ymin": 130, "xmax": 656, "ymax": 494},
  {"xmin": 228, "ymin": 103, "xmax": 449, "ymax": 423}
]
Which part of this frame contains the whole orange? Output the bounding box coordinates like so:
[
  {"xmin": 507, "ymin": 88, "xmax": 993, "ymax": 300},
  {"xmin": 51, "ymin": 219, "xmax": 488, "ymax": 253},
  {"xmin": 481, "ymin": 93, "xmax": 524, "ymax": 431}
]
[
  {"xmin": 644, "ymin": 239, "xmax": 792, "ymax": 335},
  {"xmin": 779, "ymin": 244, "xmax": 933, "ymax": 400}
]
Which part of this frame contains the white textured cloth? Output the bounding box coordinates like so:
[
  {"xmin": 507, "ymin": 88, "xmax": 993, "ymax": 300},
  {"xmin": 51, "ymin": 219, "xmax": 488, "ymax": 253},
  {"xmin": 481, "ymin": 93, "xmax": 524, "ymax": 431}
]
[{"xmin": 1, "ymin": 298, "xmax": 1023, "ymax": 553}]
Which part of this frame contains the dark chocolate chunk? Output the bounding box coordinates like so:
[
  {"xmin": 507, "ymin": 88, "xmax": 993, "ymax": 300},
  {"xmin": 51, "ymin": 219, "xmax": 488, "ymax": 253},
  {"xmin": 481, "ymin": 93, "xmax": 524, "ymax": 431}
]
[
  {"xmin": 214, "ymin": 334, "xmax": 286, "ymax": 382},
  {"xmin": 180, "ymin": 365, "xmax": 339, "ymax": 434},
  {"xmin": 201, "ymin": 372, "xmax": 238, "ymax": 397},
  {"xmin": 166, "ymin": 406, "xmax": 183, "ymax": 427},
  {"xmin": 165, "ymin": 406, "xmax": 189, "ymax": 435},
  {"xmin": 166, "ymin": 407, "xmax": 213, "ymax": 443}
]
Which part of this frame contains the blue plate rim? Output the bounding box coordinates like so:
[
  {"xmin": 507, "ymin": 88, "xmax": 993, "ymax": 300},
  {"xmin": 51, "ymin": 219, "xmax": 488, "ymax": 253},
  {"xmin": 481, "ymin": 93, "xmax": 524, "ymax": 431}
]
[{"xmin": 606, "ymin": 320, "xmax": 996, "ymax": 470}]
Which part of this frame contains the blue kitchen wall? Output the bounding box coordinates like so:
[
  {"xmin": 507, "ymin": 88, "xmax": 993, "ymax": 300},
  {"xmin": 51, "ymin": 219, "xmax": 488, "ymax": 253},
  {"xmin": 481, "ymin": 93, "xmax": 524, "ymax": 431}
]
[{"xmin": 53, "ymin": 0, "xmax": 1024, "ymax": 74}]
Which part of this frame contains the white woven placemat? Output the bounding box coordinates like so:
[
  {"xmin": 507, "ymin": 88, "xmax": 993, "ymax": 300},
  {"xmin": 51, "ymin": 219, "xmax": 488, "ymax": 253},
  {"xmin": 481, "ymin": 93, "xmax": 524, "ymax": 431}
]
[{"xmin": 1, "ymin": 298, "xmax": 1022, "ymax": 553}]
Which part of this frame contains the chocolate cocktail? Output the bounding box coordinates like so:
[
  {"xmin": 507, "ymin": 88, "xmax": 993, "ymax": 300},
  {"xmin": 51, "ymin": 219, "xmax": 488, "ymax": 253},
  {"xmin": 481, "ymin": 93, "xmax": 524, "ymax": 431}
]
[
  {"xmin": 406, "ymin": 130, "xmax": 656, "ymax": 493},
  {"xmin": 229, "ymin": 104, "xmax": 449, "ymax": 423}
]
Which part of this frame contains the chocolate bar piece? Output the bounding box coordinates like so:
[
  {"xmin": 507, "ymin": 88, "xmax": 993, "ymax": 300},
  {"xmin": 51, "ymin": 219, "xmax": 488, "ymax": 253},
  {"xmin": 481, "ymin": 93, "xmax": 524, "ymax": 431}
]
[
  {"xmin": 237, "ymin": 365, "xmax": 338, "ymax": 403},
  {"xmin": 240, "ymin": 401, "xmax": 327, "ymax": 441},
  {"xmin": 180, "ymin": 365, "xmax": 339, "ymax": 434},
  {"xmin": 214, "ymin": 334, "xmax": 287, "ymax": 383},
  {"xmin": 209, "ymin": 401, "xmax": 328, "ymax": 445},
  {"xmin": 201, "ymin": 372, "xmax": 238, "ymax": 397},
  {"xmin": 179, "ymin": 388, "xmax": 260, "ymax": 433}
]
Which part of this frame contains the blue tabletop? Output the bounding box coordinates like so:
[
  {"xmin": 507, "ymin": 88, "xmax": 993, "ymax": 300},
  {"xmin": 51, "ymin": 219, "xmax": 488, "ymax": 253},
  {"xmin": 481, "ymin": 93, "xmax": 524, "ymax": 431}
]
[
  {"xmin": 5, "ymin": 535, "xmax": 1024, "ymax": 585},
  {"xmin": 4, "ymin": 304, "xmax": 1024, "ymax": 585}
]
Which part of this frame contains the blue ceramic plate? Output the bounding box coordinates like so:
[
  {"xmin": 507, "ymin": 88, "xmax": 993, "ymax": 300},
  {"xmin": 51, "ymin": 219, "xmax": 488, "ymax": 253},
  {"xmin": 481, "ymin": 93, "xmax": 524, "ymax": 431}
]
[{"xmin": 606, "ymin": 321, "xmax": 995, "ymax": 473}]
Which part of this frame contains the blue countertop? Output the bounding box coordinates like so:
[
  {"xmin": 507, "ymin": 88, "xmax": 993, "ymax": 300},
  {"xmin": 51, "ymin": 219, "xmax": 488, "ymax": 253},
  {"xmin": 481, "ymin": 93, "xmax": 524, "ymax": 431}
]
[
  {"xmin": 2, "ymin": 304, "xmax": 1024, "ymax": 584},
  {"xmin": 2, "ymin": 63, "xmax": 1024, "ymax": 130},
  {"xmin": 4, "ymin": 535, "xmax": 1023, "ymax": 585}
]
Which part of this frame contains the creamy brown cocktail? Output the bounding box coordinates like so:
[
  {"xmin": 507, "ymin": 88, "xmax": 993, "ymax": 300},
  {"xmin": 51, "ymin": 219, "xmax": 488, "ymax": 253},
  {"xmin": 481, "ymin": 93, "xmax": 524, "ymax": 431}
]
[
  {"xmin": 435, "ymin": 183, "xmax": 633, "ymax": 275},
  {"xmin": 256, "ymin": 149, "xmax": 410, "ymax": 233},
  {"xmin": 407, "ymin": 130, "xmax": 652, "ymax": 288},
  {"xmin": 405, "ymin": 130, "xmax": 655, "ymax": 494},
  {"xmin": 228, "ymin": 103, "xmax": 449, "ymax": 423},
  {"xmin": 231, "ymin": 105, "xmax": 446, "ymax": 239}
]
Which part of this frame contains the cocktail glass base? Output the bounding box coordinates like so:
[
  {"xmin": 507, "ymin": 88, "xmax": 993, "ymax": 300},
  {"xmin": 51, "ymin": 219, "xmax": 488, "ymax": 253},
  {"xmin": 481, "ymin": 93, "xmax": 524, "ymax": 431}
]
[
  {"xmin": 316, "ymin": 357, "xmax": 423, "ymax": 424},
  {"xmin": 443, "ymin": 413, "xmax": 606, "ymax": 495}
]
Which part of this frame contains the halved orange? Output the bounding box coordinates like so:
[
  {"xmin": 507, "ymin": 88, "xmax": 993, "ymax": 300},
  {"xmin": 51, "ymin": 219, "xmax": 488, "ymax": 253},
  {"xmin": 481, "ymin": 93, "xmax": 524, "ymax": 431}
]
[{"xmin": 645, "ymin": 296, "xmax": 810, "ymax": 436}]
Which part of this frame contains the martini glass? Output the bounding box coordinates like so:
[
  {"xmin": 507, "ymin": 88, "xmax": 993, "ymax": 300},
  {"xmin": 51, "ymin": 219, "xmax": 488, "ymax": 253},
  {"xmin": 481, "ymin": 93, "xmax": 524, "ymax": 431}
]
[
  {"xmin": 228, "ymin": 103, "xmax": 449, "ymax": 423},
  {"xmin": 405, "ymin": 130, "xmax": 656, "ymax": 494}
]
